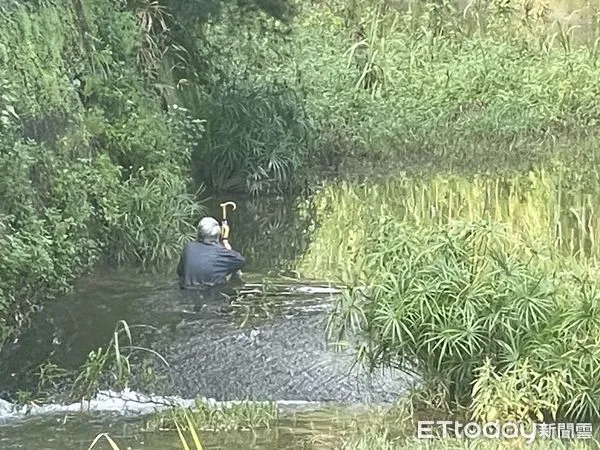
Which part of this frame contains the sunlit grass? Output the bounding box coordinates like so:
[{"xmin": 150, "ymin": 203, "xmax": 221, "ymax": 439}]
[
  {"xmin": 298, "ymin": 167, "xmax": 600, "ymax": 424},
  {"xmin": 298, "ymin": 165, "xmax": 600, "ymax": 282}
]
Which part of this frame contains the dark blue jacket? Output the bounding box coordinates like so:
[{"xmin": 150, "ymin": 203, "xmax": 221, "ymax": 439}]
[{"xmin": 177, "ymin": 240, "xmax": 245, "ymax": 289}]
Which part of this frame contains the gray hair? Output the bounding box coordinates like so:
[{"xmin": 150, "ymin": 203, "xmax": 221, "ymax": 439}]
[{"xmin": 197, "ymin": 217, "xmax": 221, "ymax": 242}]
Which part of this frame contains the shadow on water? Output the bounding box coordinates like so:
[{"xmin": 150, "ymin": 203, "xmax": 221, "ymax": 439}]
[{"xmin": 0, "ymin": 194, "xmax": 409, "ymax": 406}]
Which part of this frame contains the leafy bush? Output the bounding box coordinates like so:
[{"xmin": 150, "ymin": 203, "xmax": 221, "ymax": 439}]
[
  {"xmin": 194, "ymin": 80, "xmax": 315, "ymax": 195},
  {"xmin": 0, "ymin": 0, "xmax": 206, "ymax": 347},
  {"xmin": 104, "ymin": 168, "xmax": 205, "ymax": 267}
]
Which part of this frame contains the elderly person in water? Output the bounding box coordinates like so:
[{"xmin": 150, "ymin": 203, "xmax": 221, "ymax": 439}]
[{"xmin": 177, "ymin": 217, "xmax": 245, "ymax": 290}]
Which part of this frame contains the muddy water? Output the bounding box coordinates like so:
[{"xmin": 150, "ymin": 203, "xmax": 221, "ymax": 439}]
[{"xmin": 0, "ymin": 268, "xmax": 406, "ymax": 403}]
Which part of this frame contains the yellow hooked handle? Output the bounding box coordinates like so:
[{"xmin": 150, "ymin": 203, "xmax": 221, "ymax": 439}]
[{"xmin": 220, "ymin": 201, "xmax": 237, "ymax": 222}]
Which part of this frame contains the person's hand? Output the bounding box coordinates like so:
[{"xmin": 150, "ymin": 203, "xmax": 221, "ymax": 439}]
[{"xmin": 221, "ymin": 223, "xmax": 230, "ymax": 240}]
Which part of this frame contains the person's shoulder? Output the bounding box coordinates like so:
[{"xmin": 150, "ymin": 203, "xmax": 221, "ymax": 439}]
[
  {"xmin": 226, "ymin": 248, "xmax": 245, "ymax": 262},
  {"xmin": 183, "ymin": 240, "xmax": 204, "ymax": 252}
]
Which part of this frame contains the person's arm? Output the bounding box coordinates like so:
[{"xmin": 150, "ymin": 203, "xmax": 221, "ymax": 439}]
[
  {"xmin": 219, "ymin": 223, "xmax": 244, "ymax": 274},
  {"xmin": 221, "ymin": 222, "xmax": 233, "ymax": 250},
  {"xmin": 177, "ymin": 257, "xmax": 183, "ymax": 278},
  {"xmin": 177, "ymin": 244, "xmax": 187, "ymax": 281},
  {"xmin": 219, "ymin": 245, "xmax": 245, "ymax": 272}
]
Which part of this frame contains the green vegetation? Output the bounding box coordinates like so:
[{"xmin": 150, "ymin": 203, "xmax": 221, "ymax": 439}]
[
  {"xmin": 192, "ymin": 0, "xmax": 600, "ymax": 177},
  {"xmin": 0, "ymin": 0, "xmax": 206, "ymax": 348},
  {"xmin": 3, "ymin": 0, "xmax": 600, "ymax": 347},
  {"xmin": 297, "ymin": 168, "xmax": 600, "ymax": 427},
  {"xmin": 143, "ymin": 400, "xmax": 278, "ymax": 432},
  {"xmin": 4, "ymin": 0, "xmax": 600, "ymax": 447},
  {"xmin": 298, "ymin": 166, "xmax": 600, "ymax": 280}
]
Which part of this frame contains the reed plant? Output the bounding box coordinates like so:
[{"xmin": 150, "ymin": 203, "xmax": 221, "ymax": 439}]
[
  {"xmin": 19, "ymin": 320, "xmax": 171, "ymax": 408},
  {"xmin": 85, "ymin": 401, "xmax": 600, "ymax": 449},
  {"xmin": 88, "ymin": 402, "xmax": 277, "ymax": 450},
  {"xmin": 193, "ymin": 79, "xmax": 315, "ymax": 195}
]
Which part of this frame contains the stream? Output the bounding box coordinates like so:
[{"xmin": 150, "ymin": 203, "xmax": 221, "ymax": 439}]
[{"xmin": 0, "ymin": 196, "xmax": 413, "ymax": 449}]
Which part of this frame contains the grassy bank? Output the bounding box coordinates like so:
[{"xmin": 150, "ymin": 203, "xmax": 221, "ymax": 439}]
[{"xmin": 295, "ymin": 166, "xmax": 600, "ymax": 426}]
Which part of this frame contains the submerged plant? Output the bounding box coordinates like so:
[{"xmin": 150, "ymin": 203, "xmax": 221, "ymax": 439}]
[
  {"xmin": 87, "ymin": 433, "xmax": 121, "ymax": 450},
  {"xmin": 144, "ymin": 400, "xmax": 279, "ymax": 432},
  {"xmin": 174, "ymin": 410, "xmax": 205, "ymax": 450},
  {"xmin": 87, "ymin": 413, "xmax": 205, "ymax": 450}
]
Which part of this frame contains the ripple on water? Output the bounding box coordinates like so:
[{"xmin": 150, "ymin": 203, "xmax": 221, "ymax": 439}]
[{"xmin": 0, "ymin": 271, "xmax": 414, "ymax": 418}]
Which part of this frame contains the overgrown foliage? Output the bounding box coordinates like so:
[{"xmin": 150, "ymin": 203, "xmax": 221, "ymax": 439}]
[
  {"xmin": 303, "ymin": 175, "xmax": 600, "ymax": 423},
  {"xmin": 0, "ymin": 0, "xmax": 206, "ymax": 348},
  {"xmin": 194, "ymin": 80, "xmax": 315, "ymax": 195},
  {"xmin": 328, "ymin": 219, "xmax": 600, "ymax": 422},
  {"xmin": 184, "ymin": 0, "xmax": 600, "ymax": 183}
]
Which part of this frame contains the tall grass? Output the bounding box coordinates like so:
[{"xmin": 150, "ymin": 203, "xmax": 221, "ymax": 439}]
[
  {"xmin": 298, "ymin": 168, "xmax": 600, "ymax": 423},
  {"xmin": 325, "ymin": 217, "xmax": 599, "ymax": 418},
  {"xmin": 88, "ymin": 401, "xmax": 278, "ymax": 449},
  {"xmin": 194, "ymin": 81, "xmax": 315, "ymax": 195},
  {"xmin": 173, "ymin": 411, "xmax": 204, "ymax": 450},
  {"xmin": 298, "ymin": 166, "xmax": 600, "ymax": 281}
]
